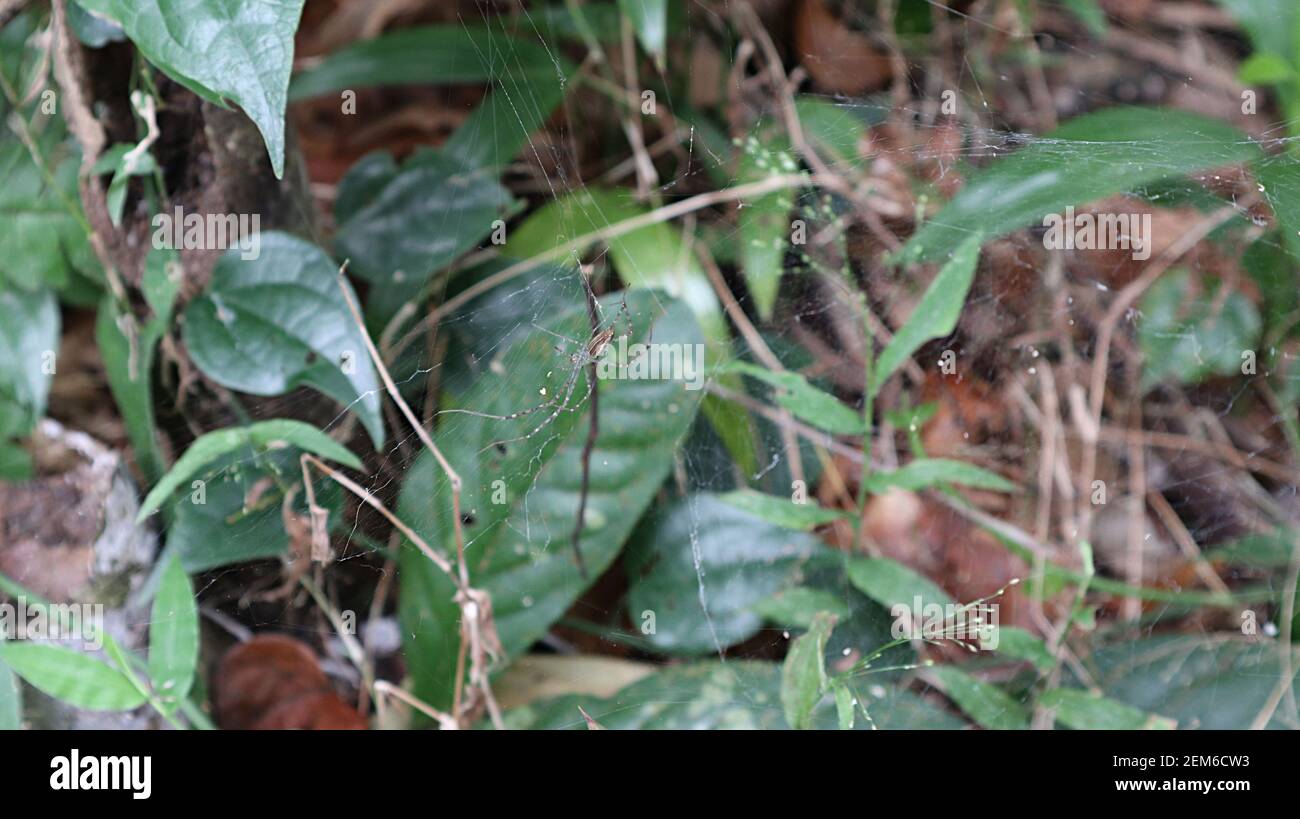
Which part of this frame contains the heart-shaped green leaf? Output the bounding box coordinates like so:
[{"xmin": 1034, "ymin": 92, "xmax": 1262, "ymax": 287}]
[
  {"xmin": 76, "ymin": 0, "xmax": 306, "ymax": 177},
  {"xmin": 182, "ymin": 233, "xmax": 384, "ymax": 446}
]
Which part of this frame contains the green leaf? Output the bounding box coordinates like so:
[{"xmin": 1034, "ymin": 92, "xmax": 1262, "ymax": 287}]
[
  {"xmin": 725, "ymin": 361, "xmax": 862, "ymax": 435},
  {"xmin": 1137, "ymin": 268, "xmax": 1261, "ymax": 388},
  {"xmin": 897, "ymin": 108, "xmax": 1261, "ymax": 264},
  {"xmin": 1255, "ymin": 155, "xmax": 1300, "ymax": 262},
  {"xmin": 833, "ymin": 682, "xmax": 855, "ymax": 730},
  {"xmin": 1242, "ymin": 232, "xmax": 1298, "ymax": 332},
  {"xmin": 0, "ymin": 643, "xmax": 145, "ymax": 711},
  {"xmin": 1039, "ymin": 687, "xmax": 1176, "ymax": 730},
  {"xmin": 504, "ymin": 188, "xmax": 727, "ymax": 344},
  {"xmin": 399, "ymin": 290, "xmax": 705, "ymax": 710},
  {"xmin": 0, "ymin": 642, "xmax": 20, "ymax": 729},
  {"xmin": 138, "ymin": 418, "xmax": 361, "ymax": 521},
  {"xmin": 147, "ymin": 556, "xmax": 198, "ymax": 712},
  {"xmin": 994, "ymin": 626, "xmax": 1054, "ymax": 672},
  {"xmin": 1088, "ymin": 635, "xmax": 1299, "ymax": 729},
  {"xmin": 1214, "ymin": 0, "xmax": 1297, "ymax": 66},
  {"xmin": 625, "ymin": 493, "xmax": 832, "ymax": 655},
  {"xmin": 75, "ymin": 0, "xmax": 306, "ymax": 177},
  {"xmin": 781, "ymin": 612, "xmax": 836, "ymax": 730},
  {"xmin": 0, "ymin": 115, "xmax": 99, "ymax": 294},
  {"xmin": 508, "ymin": 661, "xmax": 966, "ymax": 729},
  {"xmin": 736, "ymin": 136, "xmax": 797, "ymax": 319},
  {"xmin": 0, "ymin": 286, "xmax": 58, "ymax": 439},
  {"xmin": 863, "ymin": 457, "xmax": 1016, "ymax": 494},
  {"xmin": 719, "ymin": 488, "xmax": 851, "ymax": 530},
  {"xmin": 753, "ymin": 587, "xmax": 851, "ymax": 628},
  {"xmin": 165, "ymin": 448, "xmax": 342, "ymax": 572},
  {"xmin": 333, "ymin": 150, "xmax": 514, "ymax": 322},
  {"xmin": 1238, "ymin": 52, "xmax": 1296, "ymax": 85},
  {"xmin": 873, "ymin": 233, "xmax": 982, "ymax": 392},
  {"xmin": 847, "ymin": 557, "xmax": 954, "ymax": 609},
  {"xmin": 618, "ymin": 0, "xmax": 667, "ymax": 65},
  {"xmin": 928, "ymin": 666, "xmax": 1028, "ymax": 729},
  {"xmin": 181, "ymin": 233, "xmax": 384, "ymax": 445}
]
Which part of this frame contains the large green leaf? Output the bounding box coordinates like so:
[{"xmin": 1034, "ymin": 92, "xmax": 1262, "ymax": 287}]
[
  {"xmin": 75, "ymin": 0, "xmax": 306, "ymax": 177},
  {"xmin": 333, "ymin": 150, "xmax": 514, "ymax": 323},
  {"xmin": 897, "ymin": 108, "xmax": 1260, "ymax": 264},
  {"xmin": 138, "ymin": 418, "xmax": 361, "ymax": 521},
  {"xmin": 0, "ymin": 643, "xmax": 145, "ymax": 711},
  {"xmin": 181, "ymin": 233, "xmax": 384, "ymax": 445},
  {"xmin": 872, "ymin": 233, "xmax": 982, "ymax": 392},
  {"xmin": 398, "ymin": 289, "xmax": 704, "ymax": 709},
  {"xmin": 506, "ymin": 661, "xmax": 967, "ymax": 729},
  {"xmin": 624, "ymin": 493, "xmax": 832, "ymax": 655},
  {"xmin": 147, "ymin": 556, "xmax": 198, "ymax": 713}
]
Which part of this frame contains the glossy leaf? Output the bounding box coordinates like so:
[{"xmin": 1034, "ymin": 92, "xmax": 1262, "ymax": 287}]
[
  {"xmin": 76, "ymin": 0, "xmax": 306, "ymax": 177},
  {"xmin": 182, "ymin": 233, "xmax": 384, "ymax": 445},
  {"xmin": 333, "ymin": 150, "xmax": 513, "ymax": 322},
  {"xmin": 399, "ymin": 290, "xmax": 704, "ymax": 710},
  {"xmin": 625, "ymin": 493, "xmax": 832, "ymax": 655}
]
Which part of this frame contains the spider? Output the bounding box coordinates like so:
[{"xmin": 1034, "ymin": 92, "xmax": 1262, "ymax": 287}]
[{"xmin": 440, "ymin": 283, "xmax": 634, "ymax": 454}]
